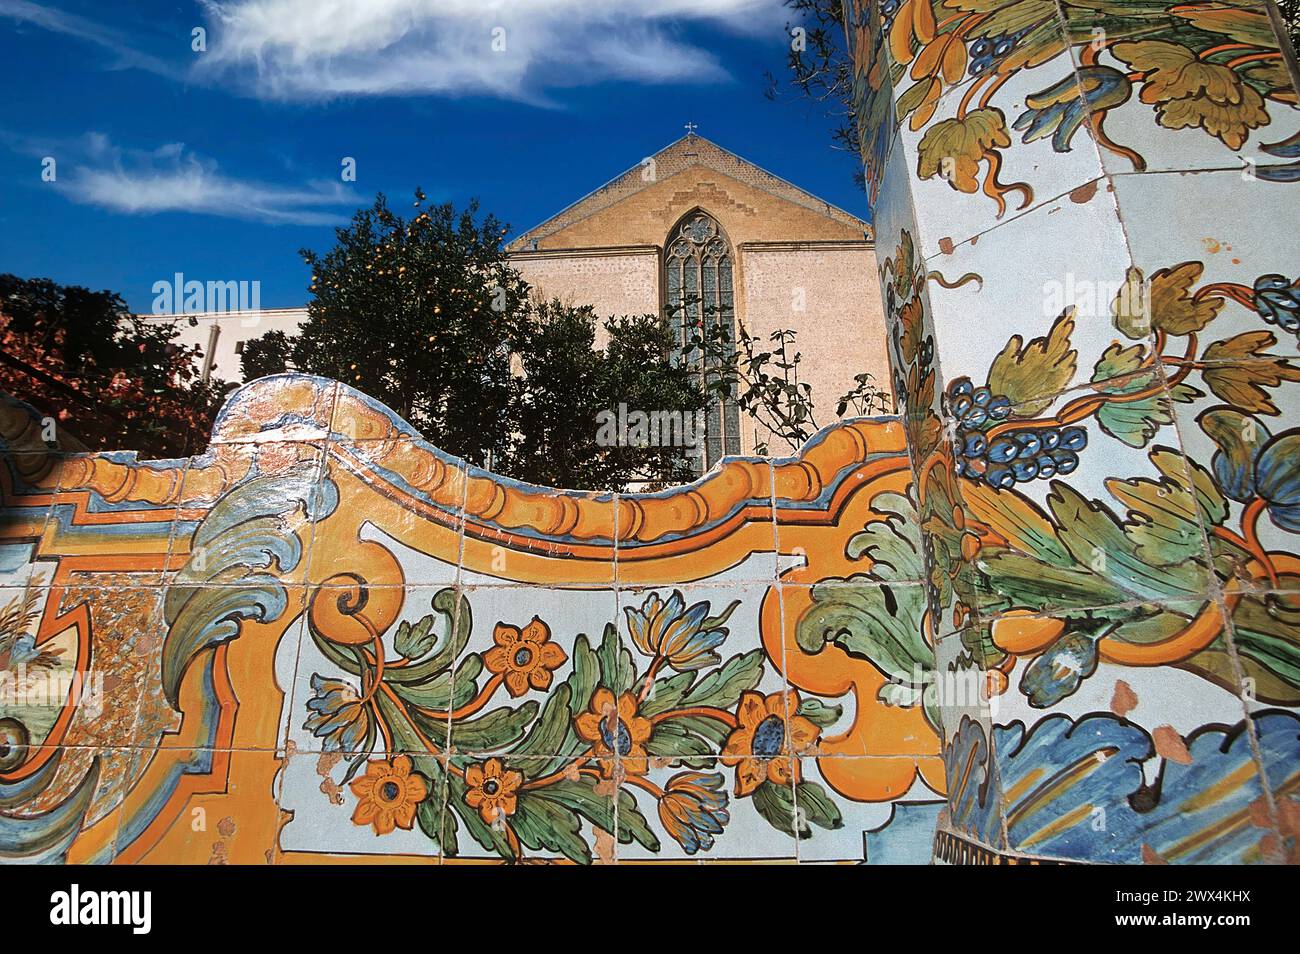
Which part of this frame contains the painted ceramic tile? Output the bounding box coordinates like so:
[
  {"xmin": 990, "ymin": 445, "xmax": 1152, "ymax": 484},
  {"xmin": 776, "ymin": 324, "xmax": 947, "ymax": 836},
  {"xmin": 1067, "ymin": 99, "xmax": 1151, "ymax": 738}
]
[
  {"xmin": 932, "ymin": 629, "xmax": 994, "ymax": 735},
  {"xmin": 278, "ymin": 750, "xmax": 443, "ymax": 862},
  {"xmin": 844, "ymin": 0, "xmax": 901, "ymax": 206},
  {"xmin": 1171, "ymin": 356, "xmax": 1300, "ymax": 598},
  {"xmin": 964, "ymin": 411, "xmax": 1219, "ymax": 616},
  {"xmin": 925, "ymin": 182, "xmax": 1153, "ymax": 407},
  {"xmin": 1062, "ymin": 3, "xmax": 1300, "ymax": 178},
  {"xmin": 881, "ymin": 1, "xmax": 1299, "ymax": 258},
  {"xmin": 210, "ymin": 373, "xmax": 339, "ymax": 445},
  {"xmin": 784, "ymin": 579, "xmax": 939, "ymax": 756},
  {"xmin": 931, "ymin": 628, "xmax": 1007, "ymax": 852},
  {"xmin": 941, "ymin": 710, "xmax": 1007, "ymax": 849},
  {"xmin": 31, "ymin": 583, "xmax": 160, "ymax": 751},
  {"xmin": 1249, "ymin": 707, "xmax": 1300, "ymax": 860},
  {"xmin": 1111, "ymin": 167, "xmax": 1300, "ymax": 348},
  {"xmin": 284, "ymin": 585, "xmax": 458, "ymax": 757},
  {"xmin": 119, "ymin": 748, "xmax": 282, "ymax": 866},
  {"xmin": 796, "ymin": 760, "xmax": 942, "ymax": 863},
  {"xmin": 614, "ymin": 760, "xmax": 799, "ymax": 863},
  {"xmin": 1231, "ymin": 587, "xmax": 1300, "ymax": 718},
  {"xmin": 870, "ymin": 125, "xmax": 919, "ymax": 289},
  {"xmin": 897, "ymin": 57, "xmax": 1108, "ymax": 257},
  {"xmin": 309, "ymin": 480, "xmax": 461, "ymax": 588},
  {"xmin": 0, "ymin": 441, "xmax": 66, "ymax": 593},
  {"xmin": 884, "ymin": 0, "xmax": 1073, "ymax": 137},
  {"xmin": 860, "ymin": 798, "xmax": 947, "ymax": 864},
  {"xmin": 615, "ymin": 472, "xmax": 778, "ymax": 587},
  {"xmin": 445, "ymin": 583, "xmax": 623, "ymax": 761},
  {"xmin": 7, "ymin": 0, "xmax": 1300, "ymax": 861},
  {"xmin": 991, "ymin": 709, "xmax": 1290, "ymax": 863},
  {"xmin": 0, "ymin": 358, "xmax": 1293, "ymax": 866},
  {"xmin": 8, "ymin": 747, "xmax": 134, "ymax": 865},
  {"xmin": 0, "ymin": 585, "xmax": 103, "ymax": 773},
  {"xmin": 841, "ymin": 0, "xmax": 1300, "ymax": 866},
  {"xmin": 985, "ymin": 597, "xmax": 1248, "ymax": 720},
  {"xmin": 614, "ymin": 582, "xmax": 791, "ymax": 757},
  {"xmin": 977, "ymin": 575, "xmax": 1292, "ymax": 863},
  {"xmin": 4, "ymin": 373, "xmax": 987, "ymax": 863}
]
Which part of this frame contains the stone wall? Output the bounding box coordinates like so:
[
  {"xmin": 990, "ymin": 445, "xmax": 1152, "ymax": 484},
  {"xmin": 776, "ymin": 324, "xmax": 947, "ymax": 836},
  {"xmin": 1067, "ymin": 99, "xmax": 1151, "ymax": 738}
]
[
  {"xmin": 514, "ymin": 238, "xmax": 891, "ymax": 457},
  {"xmin": 738, "ymin": 242, "xmax": 891, "ymax": 454},
  {"xmin": 141, "ymin": 307, "xmax": 308, "ymax": 385},
  {"xmin": 510, "ymin": 137, "xmax": 867, "ymax": 250},
  {"xmin": 507, "ymin": 140, "xmax": 890, "ymax": 457},
  {"xmin": 510, "ymin": 246, "xmax": 662, "ymax": 349}
]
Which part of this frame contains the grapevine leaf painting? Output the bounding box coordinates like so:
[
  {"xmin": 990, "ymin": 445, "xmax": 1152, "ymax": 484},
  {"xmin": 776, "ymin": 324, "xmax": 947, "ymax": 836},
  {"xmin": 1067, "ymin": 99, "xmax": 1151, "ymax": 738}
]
[
  {"xmin": 852, "ymin": 0, "xmax": 1298, "ymax": 210},
  {"xmin": 885, "ymin": 219, "xmax": 1300, "ymax": 710}
]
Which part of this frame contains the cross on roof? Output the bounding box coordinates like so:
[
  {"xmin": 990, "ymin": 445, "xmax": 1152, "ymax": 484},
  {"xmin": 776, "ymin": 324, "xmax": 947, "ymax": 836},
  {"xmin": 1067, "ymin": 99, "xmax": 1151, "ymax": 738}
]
[{"xmin": 684, "ymin": 121, "xmax": 698, "ymax": 136}]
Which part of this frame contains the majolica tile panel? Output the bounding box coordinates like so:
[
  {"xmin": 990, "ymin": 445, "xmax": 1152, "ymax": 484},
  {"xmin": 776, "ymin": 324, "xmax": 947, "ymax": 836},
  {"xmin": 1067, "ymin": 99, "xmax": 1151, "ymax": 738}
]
[
  {"xmin": 846, "ymin": 0, "xmax": 1299, "ymax": 863},
  {"xmin": 848, "ymin": 0, "xmax": 1300, "ymax": 257},
  {"xmin": 0, "ymin": 377, "xmax": 946, "ymax": 864},
  {"xmin": 2, "ymin": 0, "xmax": 1296, "ymax": 868}
]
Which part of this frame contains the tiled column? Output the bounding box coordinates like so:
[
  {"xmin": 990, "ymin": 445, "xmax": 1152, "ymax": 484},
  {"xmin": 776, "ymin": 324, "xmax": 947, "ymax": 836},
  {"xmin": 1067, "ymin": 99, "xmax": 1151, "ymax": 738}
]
[{"xmin": 846, "ymin": 0, "xmax": 1300, "ymax": 863}]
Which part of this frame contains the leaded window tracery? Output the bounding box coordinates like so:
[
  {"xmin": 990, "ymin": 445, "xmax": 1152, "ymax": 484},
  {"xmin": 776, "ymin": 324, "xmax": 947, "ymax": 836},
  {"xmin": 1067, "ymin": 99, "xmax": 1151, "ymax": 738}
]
[{"xmin": 664, "ymin": 211, "xmax": 741, "ymax": 471}]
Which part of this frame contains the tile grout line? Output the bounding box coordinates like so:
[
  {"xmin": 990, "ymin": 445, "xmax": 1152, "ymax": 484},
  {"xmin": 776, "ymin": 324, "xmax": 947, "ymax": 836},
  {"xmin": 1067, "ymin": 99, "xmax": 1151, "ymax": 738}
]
[
  {"xmin": 1098, "ymin": 123, "xmax": 1290, "ymax": 854},
  {"xmin": 768, "ymin": 457, "xmax": 803, "ymax": 861},
  {"xmin": 439, "ymin": 453, "xmax": 473, "ymax": 866},
  {"xmin": 610, "ymin": 487, "xmax": 621, "ymax": 864},
  {"xmin": 270, "ymin": 381, "xmax": 339, "ymax": 865}
]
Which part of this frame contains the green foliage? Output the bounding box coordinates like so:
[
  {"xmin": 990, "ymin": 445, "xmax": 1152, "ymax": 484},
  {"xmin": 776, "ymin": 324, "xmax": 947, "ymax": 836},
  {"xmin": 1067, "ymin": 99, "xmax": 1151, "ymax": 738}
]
[
  {"xmin": 509, "ymin": 302, "xmax": 705, "ymax": 489},
  {"xmin": 243, "ymin": 191, "xmax": 707, "ymax": 490},
  {"xmin": 282, "ymin": 191, "xmax": 529, "ymax": 461},
  {"xmin": 696, "ymin": 317, "xmax": 893, "ymax": 455},
  {"xmin": 239, "ymin": 329, "xmax": 294, "ymax": 381}
]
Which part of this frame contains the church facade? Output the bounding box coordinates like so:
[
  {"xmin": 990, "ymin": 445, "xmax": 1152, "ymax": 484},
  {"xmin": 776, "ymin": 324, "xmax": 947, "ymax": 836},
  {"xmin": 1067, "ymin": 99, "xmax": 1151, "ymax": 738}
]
[{"xmin": 508, "ymin": 133, "xmax": 888, "ymax": 459}]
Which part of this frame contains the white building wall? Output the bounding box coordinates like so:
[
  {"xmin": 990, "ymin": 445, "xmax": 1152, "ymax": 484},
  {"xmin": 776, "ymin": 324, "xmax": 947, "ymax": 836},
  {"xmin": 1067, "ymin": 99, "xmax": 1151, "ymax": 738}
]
[{"xmin": 140, "ymin": 308, "xmax": 308, "ymax": 384}]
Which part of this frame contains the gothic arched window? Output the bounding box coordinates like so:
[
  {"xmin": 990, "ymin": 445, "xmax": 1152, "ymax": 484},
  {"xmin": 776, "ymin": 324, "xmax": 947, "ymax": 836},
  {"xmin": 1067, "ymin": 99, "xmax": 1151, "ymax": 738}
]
[{"xmin": 664, "ymin": 211, "xmax": 741, "ymax": 470}]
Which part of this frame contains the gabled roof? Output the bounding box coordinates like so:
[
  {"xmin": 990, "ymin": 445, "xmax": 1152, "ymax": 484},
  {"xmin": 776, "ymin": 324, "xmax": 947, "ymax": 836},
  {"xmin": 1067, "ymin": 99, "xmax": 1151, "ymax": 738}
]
[{"xmin": 507, "ymin": 134, "xmax": 870, "ymax": 251}]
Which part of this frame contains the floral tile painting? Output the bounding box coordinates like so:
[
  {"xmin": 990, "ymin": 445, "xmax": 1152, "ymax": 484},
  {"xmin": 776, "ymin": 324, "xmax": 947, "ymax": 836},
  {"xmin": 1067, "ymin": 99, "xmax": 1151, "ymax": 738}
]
[
  {"xmin": 2, "ymin": 0, "xmax": 1297, "ymax": 866},
  {"xmin": 0, "ymin": 378, "xmax": 945, "ymax": 864}
]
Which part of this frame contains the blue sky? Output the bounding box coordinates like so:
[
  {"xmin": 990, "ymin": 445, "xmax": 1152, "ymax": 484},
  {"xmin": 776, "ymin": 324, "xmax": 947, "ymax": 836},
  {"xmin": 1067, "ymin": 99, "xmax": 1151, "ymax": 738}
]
[{"xmin": 0, "ymin": 0, "xmax": 865, "ymax": 313}]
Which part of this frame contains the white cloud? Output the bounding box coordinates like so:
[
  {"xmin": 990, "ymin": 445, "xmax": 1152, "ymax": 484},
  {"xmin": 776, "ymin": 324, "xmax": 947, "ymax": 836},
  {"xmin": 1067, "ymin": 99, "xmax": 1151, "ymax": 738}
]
[
  {"xmin": 197, "ymin": 0, "xmax": 785, "ymax": 101},
  {"xmin": 50, "ymin": 134, "xmax": 354, "ymax": 225},
  {"xmin": 0, "ymin": 0, "xmax": 111, "ymax": 43},
  {"xmin": 0, "ymin": 0, "xmax": 179, "ymax": 77}
]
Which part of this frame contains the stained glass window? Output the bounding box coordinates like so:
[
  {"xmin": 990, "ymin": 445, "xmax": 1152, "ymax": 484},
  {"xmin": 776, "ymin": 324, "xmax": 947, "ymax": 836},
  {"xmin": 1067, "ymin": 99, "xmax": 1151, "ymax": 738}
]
[{"xmin": 664, "ymin": 211, "xmax": 741, "ymax": 472}]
